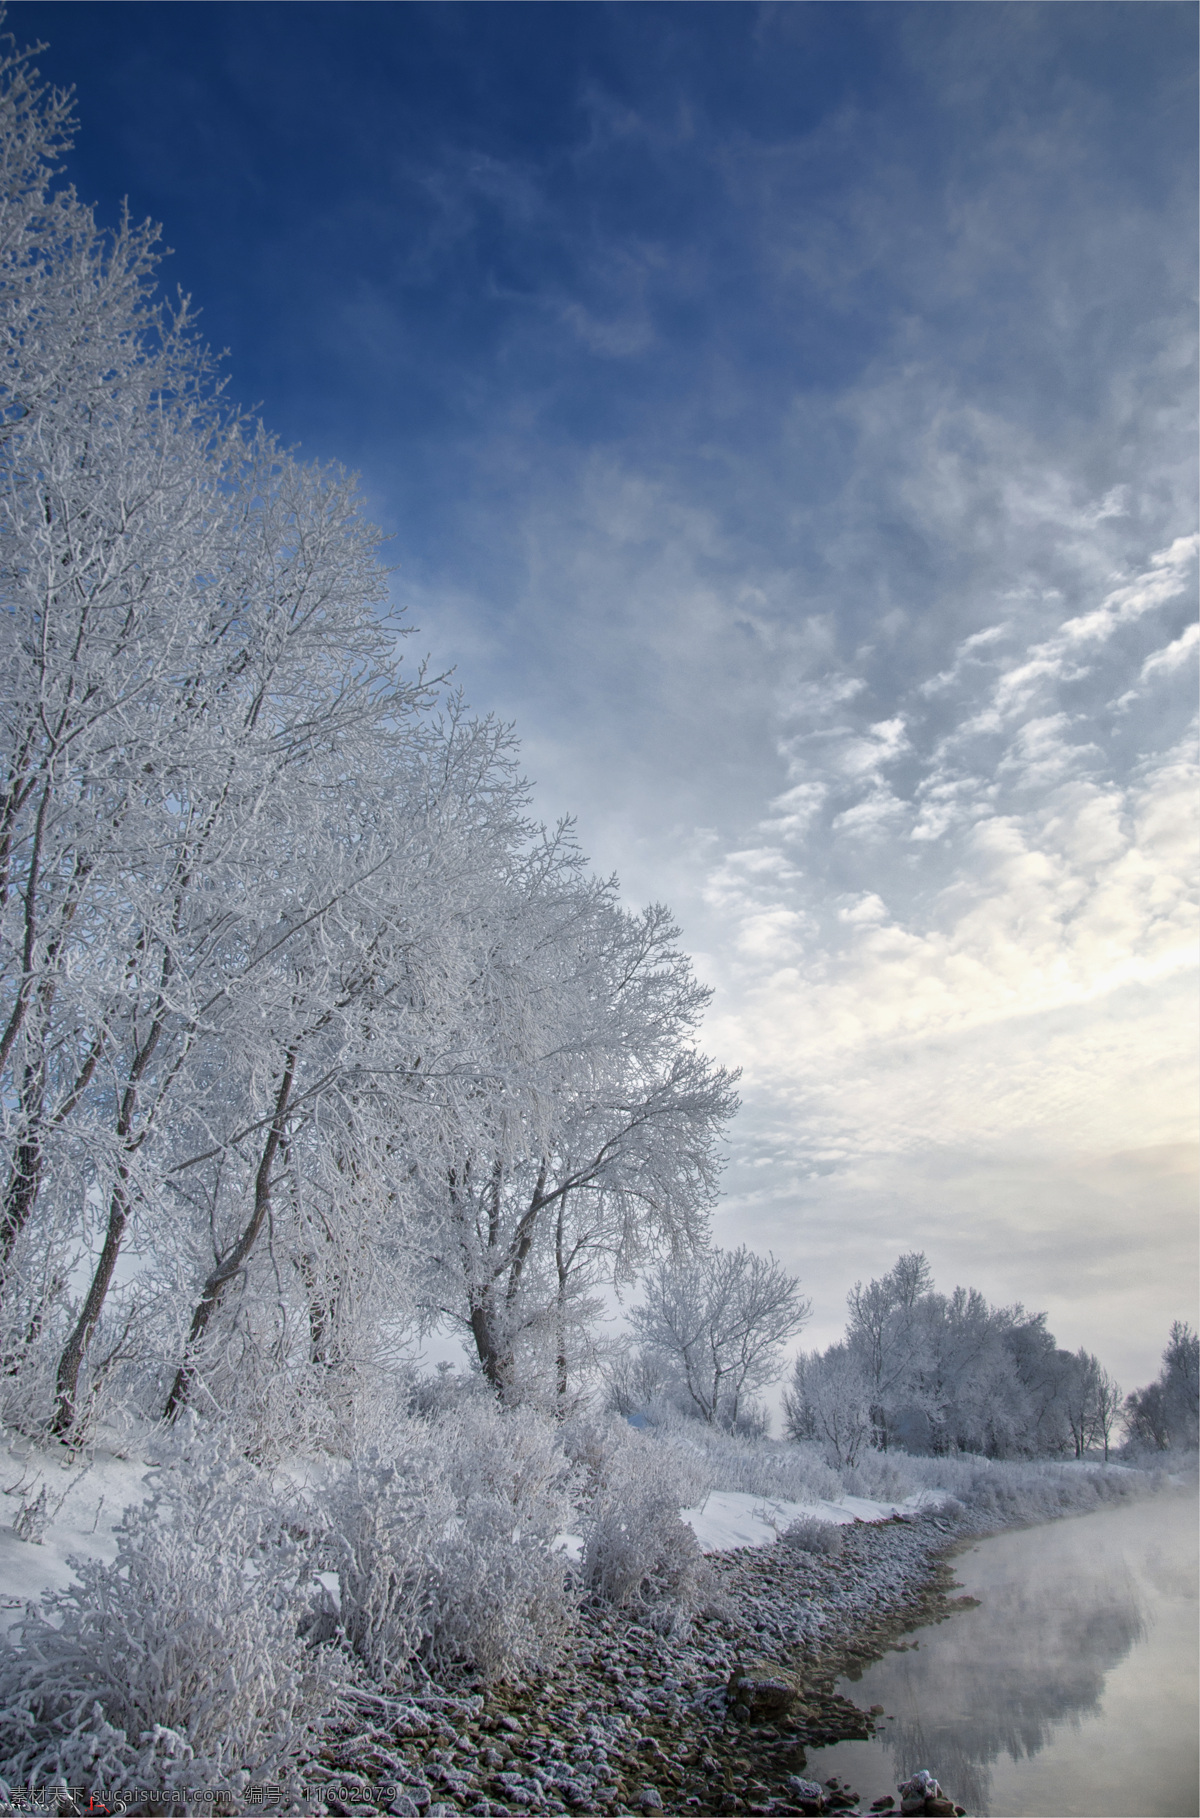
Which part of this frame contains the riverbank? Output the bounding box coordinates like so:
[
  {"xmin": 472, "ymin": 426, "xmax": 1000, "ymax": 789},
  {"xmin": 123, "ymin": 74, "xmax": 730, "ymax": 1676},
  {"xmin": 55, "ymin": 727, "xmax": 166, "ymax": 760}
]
[
  {"xmin": 0, "ymin": 1433, "xmax": 1173, "ymax": 1815},
  {"xmin": 310, "ymin": 1467, "xmax": 1180, "ymax": 1818},
  {"xmin": 310, "ymin": 1511, "xmax": 975, "ymax": 1817}
]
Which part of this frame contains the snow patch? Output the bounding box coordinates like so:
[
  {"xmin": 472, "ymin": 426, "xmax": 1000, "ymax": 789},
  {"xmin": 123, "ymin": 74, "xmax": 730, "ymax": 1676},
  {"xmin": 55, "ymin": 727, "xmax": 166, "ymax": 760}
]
[
  {"xmin": 0, "ymin": 1433, "xmax": 152, "ymax": 1629},
  {"xmin": 680, "ymin": 1487, "xmax": 946, "ymax": 1553}
]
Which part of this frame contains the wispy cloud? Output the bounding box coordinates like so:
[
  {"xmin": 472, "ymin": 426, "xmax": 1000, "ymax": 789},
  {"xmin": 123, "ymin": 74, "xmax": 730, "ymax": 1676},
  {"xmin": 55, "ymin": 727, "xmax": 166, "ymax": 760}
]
[{"xmin": 346, "ymin": 5, "xmax": 1197, "ymax": 1374}]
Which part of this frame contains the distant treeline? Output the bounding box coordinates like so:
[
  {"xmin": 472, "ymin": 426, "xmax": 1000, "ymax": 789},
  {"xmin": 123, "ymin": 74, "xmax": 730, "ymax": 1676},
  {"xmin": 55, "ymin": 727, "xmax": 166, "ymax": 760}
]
[
  {"xmin": 612, "ymin": 1249, "xmax": 1199, "ymax": 1463},
  {"xmin": 781, "ymin": 1254, "xmax": 1197, "ymax": 1463}
]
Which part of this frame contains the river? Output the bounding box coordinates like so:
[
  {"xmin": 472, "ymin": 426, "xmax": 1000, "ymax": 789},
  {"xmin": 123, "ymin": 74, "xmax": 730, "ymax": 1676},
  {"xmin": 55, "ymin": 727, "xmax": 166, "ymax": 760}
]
[{"xmin": 802, "ymin": 1484, "xmax": 1199, "ymax": 1817}]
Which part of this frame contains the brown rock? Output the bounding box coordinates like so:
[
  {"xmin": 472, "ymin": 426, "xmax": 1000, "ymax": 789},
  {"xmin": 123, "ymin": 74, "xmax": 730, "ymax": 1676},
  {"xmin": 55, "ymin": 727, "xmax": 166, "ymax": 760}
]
[{"xmin": 727, "ymin": 1664, "xmax": 798, "ymax": 1722}]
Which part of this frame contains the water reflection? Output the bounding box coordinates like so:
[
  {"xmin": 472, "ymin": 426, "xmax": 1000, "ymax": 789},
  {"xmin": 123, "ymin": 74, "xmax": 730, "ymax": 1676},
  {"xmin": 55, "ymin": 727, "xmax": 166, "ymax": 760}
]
[
  {"xmin": 866, "ymin": 1556, "xmax": 1145, "ymax": 1812},
  {"xmin": 808, "ymin": 1488, "xmax": 1198, "ymax": 1817}
]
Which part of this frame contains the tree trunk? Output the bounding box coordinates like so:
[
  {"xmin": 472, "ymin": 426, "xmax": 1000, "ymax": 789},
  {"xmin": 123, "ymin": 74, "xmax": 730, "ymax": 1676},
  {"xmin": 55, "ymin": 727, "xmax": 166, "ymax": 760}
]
[
  {"xmin": 50, "ymin": 1173, "xmax": 130, "ymax": 1435},
  {"xmin": 0, "ymin": 1108, "xmax": 43, "ymax": 1277},
  {"xmin": 469, "ymin": 1292, "xmax": 513, "ymax": 1400},
  {"xmin": 0, "ymin": 1028, "xmax": 104, "ymax": 1291},
  {"xmin": 48, "ymin": 940, "xmax": 174, "ymax": 1435},
  {"xmin": 164, "ymin": 1051, "xmax": 296, "ymax": 1421},
  {"xmin": 554, "ymin": 1195, "xmax": 569, "ymax": 1411}
]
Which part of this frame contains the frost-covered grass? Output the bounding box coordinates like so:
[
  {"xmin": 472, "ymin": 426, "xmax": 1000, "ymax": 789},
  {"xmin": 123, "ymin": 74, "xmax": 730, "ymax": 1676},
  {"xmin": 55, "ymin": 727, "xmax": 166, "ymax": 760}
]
[
  {"xmin": 0, "ymin": 1432, "xmax": 337, "ymax": 1797},
  {"xmin": 648, "ymin": 1415, "xmax": 1168, "ymax": 1535},
  {"xmin": 883, "ymin": 1447, "xmax": 1173, "ymax": 1527},
  {"xmin": 658, "ymin": 1420, "xmax": 849, "ymax": 1504}
]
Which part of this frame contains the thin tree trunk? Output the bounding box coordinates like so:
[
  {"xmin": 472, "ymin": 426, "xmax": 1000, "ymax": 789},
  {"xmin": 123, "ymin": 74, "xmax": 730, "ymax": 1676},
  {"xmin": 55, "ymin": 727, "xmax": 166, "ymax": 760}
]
[
  {"xmin": 164, "ymin": 1050, "xmax": 296, "ymax": 1420},
  {"xmin": 0, "ymin": 782, "xmax": 51, "ymax": 1083},
  {"xmin": 50, "ymin": 961, "xmax": 172, "ymax": 1436},
  {"xmin": 0, "ymin": 1027, "xmax": 104, "ymax": 1289},
  {"xmin": 50, "ymin": 1167, "xmax": 132, "ymax": 1434},
  {"xmin": 554, "ymin": 1195, "xmax": 569, "ymax": 1410},
  {"xmin": 0, "ymin": 1091, "xmax": 44, "ymax": 1276}
]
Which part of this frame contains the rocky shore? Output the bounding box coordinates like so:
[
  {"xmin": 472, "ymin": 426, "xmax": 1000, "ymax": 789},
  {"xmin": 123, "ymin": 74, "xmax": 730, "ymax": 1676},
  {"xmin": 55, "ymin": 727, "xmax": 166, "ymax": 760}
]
[{"xmin": 311, "ymin": 1510, "xmax": 974, "ymax": 1818}]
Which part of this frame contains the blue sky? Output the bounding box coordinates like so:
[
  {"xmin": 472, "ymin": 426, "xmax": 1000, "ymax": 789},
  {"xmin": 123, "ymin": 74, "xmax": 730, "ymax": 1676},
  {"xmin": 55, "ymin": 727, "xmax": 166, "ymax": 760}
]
[{"xmin": 21, "ymin": 2, "xmax": 1197, "ymax": 1388}]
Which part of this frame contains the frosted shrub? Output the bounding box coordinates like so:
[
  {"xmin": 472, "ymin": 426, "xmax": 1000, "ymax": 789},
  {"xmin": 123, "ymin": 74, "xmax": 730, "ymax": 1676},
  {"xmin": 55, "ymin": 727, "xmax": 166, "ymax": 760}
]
[
  {"xmin": 323, "ymin": 1445, "xmax": 453, "ymax": 1682},
  {"xmin": 327, "ymin": 1405, "xmax": 579, "ymax": 1686},
  {"xmin": 569, "ymin": 1418, "xmax": 712, "ymax": 1636},
  {"xmin": 782, "ymin": 1515, "xmax": 843, "ymax": 1558},
  {"xmin": 840, "ymin": 1450, "xmax": 914, "ymax": 1502},
  {"xmin": 878, "ymin": 1452, "xmax": 1160, "ymax": 1528},
  {"xmin": 662, "ymin": 1420, "xmax": 844, "ymax": 1504},
  {"xmin": 425, "ymin": 1401, "xmax": 580, "ymax": 1682},
  {"xmin": 0, "ymin": 1436, "xmax": 336, "ymax": 1795}
]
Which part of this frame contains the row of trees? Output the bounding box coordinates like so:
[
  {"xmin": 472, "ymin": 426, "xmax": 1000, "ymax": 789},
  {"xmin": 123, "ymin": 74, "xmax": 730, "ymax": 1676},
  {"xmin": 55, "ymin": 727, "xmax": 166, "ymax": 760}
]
[
  {"xmin": 0, "ymin": 29, "xmax": 737, "ymax": 1443},
  {"xmin": 610, "ymin": 1250, "xmax": 1198, "ymax": 1466},
  {"xmin": 783, "ymin": 1254, "xmax": 1127, "ymax": 1463}
]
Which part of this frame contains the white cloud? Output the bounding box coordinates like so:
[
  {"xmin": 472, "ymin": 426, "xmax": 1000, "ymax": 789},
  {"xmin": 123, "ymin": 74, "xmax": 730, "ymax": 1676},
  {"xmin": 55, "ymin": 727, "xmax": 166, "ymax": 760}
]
[
  {"xmin": 838, "ymin": 892, "xmax": 889, "ymax": 925},
  {"xmin": 1138, "ymin": 620, "xmax": 1200, "ymax": 685},
  {"xmin": 380, "ymin": 45, "xmax": 1198, "ymax": 1367}
]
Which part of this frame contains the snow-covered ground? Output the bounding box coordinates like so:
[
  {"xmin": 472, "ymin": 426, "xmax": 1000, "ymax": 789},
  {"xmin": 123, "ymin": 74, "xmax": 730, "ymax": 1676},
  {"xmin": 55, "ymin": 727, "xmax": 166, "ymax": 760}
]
[
  {"xmin": 1, "ymin": 1417, "xmax": 1155, "ymax": 1636},
  {"xmin": 681, "ymin": 1487, "xmax": 947, "ymax": 1552},
  {"xmin": 0, "ymin": 1433, "xmax": 147, "ymax": 1626}
]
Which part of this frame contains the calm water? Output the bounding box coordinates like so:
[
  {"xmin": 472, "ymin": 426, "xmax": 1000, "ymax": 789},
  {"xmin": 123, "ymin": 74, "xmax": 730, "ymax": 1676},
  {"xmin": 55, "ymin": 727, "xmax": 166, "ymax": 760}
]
[{"xmin": 804, "ymin": 1487, "xmax": 1199, "ymax": 1817}]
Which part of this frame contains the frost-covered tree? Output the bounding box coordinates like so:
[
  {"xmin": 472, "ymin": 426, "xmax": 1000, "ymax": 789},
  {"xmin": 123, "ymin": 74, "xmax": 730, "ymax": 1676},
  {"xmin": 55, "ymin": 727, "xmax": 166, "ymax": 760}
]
[
  {"xmin": 158, "ymin": 708, "xmax": 526, "ymax": 1429},
  {"xmin": 411, "ymin": 862, "xmax": 737, "ymax": 1405},
  {"xmin": 844, "ymin": 1251, "xmax": 932, "ymax": 1450},
  {"xmin": 0, "ymin": 24, "xmax": 449, "ymax": 1433},
  {"xmin": 794, "ymin": 1254, "xmax": 1126, "ymax": 1462},
  {"xmin": 630, "ymin": 1244, "xmax": 809, "ymax": 1428},
  {"xmin": 1162, "ymin": 1321, "xmax": 1200, "ymax": 1444},
  {"xmin": 0, "ymin": 14, "xmax": 738, "ymax": 1444},
  {"xmin": 1126, "ymin": 1321, "xmax": 1199, "ymax": 1452},
  {"xmin": 1060, "ymin": 1349, "xmax": 1105, "ymax": 1460},
  {"xmin": 1090, "ymin": 1361, "xmax": 1123, "ymax": 1463},
  {"xmin": 783, "ymin": 1344, "xmax": 873, "ymax": 1466},
  {"xmin": 913, "ymin": 1288, "xmax": 1032, "ymax": 1457}
]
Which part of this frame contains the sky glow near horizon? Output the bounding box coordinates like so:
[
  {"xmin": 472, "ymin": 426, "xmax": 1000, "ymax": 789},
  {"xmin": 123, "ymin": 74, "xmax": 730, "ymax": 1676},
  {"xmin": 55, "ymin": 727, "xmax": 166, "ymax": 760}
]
[{"xmin": 21, "ymin": 1, "xmax": 1197, "ymax": 1392}]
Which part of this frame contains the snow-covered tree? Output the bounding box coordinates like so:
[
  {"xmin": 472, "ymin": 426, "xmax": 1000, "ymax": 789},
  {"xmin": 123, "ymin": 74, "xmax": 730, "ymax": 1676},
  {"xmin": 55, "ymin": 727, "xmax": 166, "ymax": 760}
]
[
  {"xmin": 158, "ymin": 708, "xmax": 525, "ymax": 1430},
  {"xmin": 1126, "ymin": 1321, "xmax": 1198, "ymax": 1452},
  {"xmin": 797, "ymin": 1254, "xmax": 1127, "ymax": 1462},
  {"xmin": 0, "ymin": 25, "xmax": 452, "ymax": 1434},
  {"xmin": 1090, "ymin": 1361, "xmax": 1123, "ymax": 1463},
  {"xmin": 410, "ymin": 861, "xmax": 737, "ymax": 1405},
  {"xmin": 0, "ymin": 14, "xmax": 738, "ymax": 1445},
  {"xmin": 783, "ymin": 1344, "xmax": 873, "ymax": 1466},
  {"xmin": 630, "ymin": 1244, "xmax": 809, "ymax": 1428}
]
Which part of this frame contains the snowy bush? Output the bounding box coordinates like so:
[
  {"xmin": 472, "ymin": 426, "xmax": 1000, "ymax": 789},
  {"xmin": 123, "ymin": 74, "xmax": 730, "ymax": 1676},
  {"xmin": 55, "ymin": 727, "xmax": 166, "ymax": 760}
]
[
  {"xmin": 567, "ymin": 1418, "xmax": 712, "ymax": 1635},
  {"xmin": 838, "ymin": 1448, "xmax": 917, "ymax": 1503},
  {"xmin": 0, "ymin": 1434, "xmax": 336, "ymax": 1795},
  {"xmin": 322, "ymin": 1444, "xmax": 453, "ymax": 1682},
  {"xmin": 782, "ymin": 1514, "xmax": 842, "ymax": 1558},
  {"xmin": 879, "ymin": 1450, "xmax": 1161, "ymax": 1526},
  {"xmin": 661, "ymin": 1420, "xmax": 844, "ymax": 1505},
  {"xmin": 325, "ymin": 1404, "xmax": 578, "ymax": 1686},
  {"xmin": 425, "ymin": 1401, "xmax": 580, "ymax": 1682}
]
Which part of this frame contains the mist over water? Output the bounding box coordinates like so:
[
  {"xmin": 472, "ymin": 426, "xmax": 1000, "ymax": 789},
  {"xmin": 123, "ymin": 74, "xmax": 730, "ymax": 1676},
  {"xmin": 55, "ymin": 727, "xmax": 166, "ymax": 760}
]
[{"xmin": 805, "ymin": 1486, "xmax": 1199, "ymax": 1817}]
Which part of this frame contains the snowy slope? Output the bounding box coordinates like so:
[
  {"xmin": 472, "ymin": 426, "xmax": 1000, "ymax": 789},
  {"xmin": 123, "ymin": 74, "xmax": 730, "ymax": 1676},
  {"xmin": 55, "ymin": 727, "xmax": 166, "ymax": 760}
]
[{"xmin": 0, "ymin": 1425, "xmax": 954, "ymax": 1634}]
